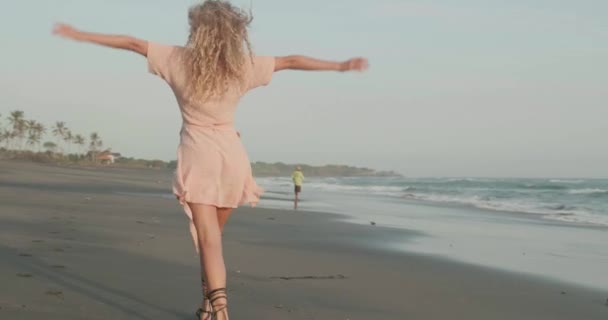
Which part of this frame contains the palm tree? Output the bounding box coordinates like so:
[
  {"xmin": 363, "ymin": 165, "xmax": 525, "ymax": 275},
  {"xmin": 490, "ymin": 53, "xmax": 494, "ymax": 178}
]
[
  {"xmin": 8, "ymin": 110, "xmax": 24, "ymax": 128},
  {"xmin": 0, "ymin": 114, "xmax": 5, "ymax": 149},
  {"xmin": 74, "ymin": 134, "xmax": 86, "ymax": 155},
  {"xmin": 0, "ymin": 114, "xmax": 4, "ymax": 148},
  {"xmin": 89, "ymin": 132, "xmax": 103, "ymax": 151},
  {"xmin": 2, "ymin": 130, "xmax": 13, "ymax": 149},
  {"xmin": 89, "ymin": 132, "xmax": 103, "ymax": 161},
  {"xmin": 15, "ymin": 120, "xmax": 27, "ymax": 150},
  {"xmin": 52, "ymin": 121, "xmax": 66, "ymax": 153},
  {"xmin": 8, "ymin": 111, "xmax": 26, "ymax": 150},
  {"xmin": 63, "ymin": 129, "xmax": 73, "ymax": 154},
  {"xmin": 25, "ymin": 120, "xmax": 37, "ymax": 151},
  {"xmin": 27, "ymin": 133, "xmax": 40, "ymax": 149},
  {"xmin": 1, "ymin": 112, "xmax": 9, "ymax": 148},
  {"xmin": 26, "ymin": 120, "xmax": 36, "ymax": 130},
  {"xmin": 43, "ymin": 141, "xmax": 58, "ymax": 153},
  {"xmin": 1, "ymin": 114, "xmax": 14, "ymax": 149},
  {"xmin": 33, "ymin": 123, "xmax": 46, "ymax": 152}
]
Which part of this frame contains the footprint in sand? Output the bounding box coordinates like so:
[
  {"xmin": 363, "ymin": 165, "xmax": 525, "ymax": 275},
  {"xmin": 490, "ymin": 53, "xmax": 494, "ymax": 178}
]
[
  {"xmin": 16, "ymin": 273, "xmax": 33, "ymax": 278},
  {"xmin": 45, "ymin": 290, "xmax": 63, "ymax": 299},
  {"xmin": 51, "ymin": 265, "xmax": 67, "ymax": 270},
  {"xmin": 271, "ymin": 274, "xmax": 348, "ymax": 280}
]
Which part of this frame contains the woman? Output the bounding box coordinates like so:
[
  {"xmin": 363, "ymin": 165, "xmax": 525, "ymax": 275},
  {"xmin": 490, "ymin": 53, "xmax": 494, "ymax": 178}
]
[{"xmin": 53, "ymin": 1, "xmax": 368, "ymax": 319}]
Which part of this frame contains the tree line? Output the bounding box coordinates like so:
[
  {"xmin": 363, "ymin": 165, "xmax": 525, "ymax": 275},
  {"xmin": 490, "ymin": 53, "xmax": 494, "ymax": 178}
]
[{"xmin": 0, "ymin": 110, "xmax": 105, "ymax": 157}]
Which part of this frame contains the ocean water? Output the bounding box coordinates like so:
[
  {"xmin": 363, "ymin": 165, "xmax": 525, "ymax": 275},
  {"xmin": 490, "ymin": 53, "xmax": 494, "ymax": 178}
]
[
  {"xmin": 255, "ymin": 176, "xmax": 608, "ymax": 290},
  {"xmin": 259, "ymin": 177, "xmax": 608, "ymax": 227}
]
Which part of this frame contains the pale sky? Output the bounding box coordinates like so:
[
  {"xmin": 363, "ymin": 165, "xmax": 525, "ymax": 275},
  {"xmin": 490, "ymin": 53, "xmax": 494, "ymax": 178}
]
[{"xmin": 1, "ymin": 0, "xmax": 607, "ymax": 177}]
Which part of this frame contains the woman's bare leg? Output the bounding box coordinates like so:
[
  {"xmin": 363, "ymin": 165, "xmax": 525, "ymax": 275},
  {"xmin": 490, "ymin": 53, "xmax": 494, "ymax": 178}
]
[
  {"xmin": 217, "ymin": 208, "xmax": 234, "ymax": 234},
  {"xmin": 189, "ymin": 203, "xmax": 229, "ymax": 320}
]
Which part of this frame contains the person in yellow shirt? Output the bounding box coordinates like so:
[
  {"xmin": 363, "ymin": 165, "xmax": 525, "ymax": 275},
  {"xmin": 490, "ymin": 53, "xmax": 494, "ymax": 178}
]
[{"xmin": 291, "ymin": 166, "xmax": 304, "ymax": 210}]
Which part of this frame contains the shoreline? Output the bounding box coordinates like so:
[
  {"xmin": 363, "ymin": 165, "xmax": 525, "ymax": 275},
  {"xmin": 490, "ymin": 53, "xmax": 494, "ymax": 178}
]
[{"xmin": 1, "ymin": 160, "xmax": 607, "ymax": 319}]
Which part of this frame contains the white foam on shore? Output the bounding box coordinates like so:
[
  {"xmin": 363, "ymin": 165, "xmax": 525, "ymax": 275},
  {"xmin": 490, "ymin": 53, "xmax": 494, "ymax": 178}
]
[
  {"xmin": 550, "ymin": 179, "xmax": 585, "ymax": 184},
  {"xmin": 568, "ymin": 188, "xmax": 608, "ymax": 195},
  {"xmin": 400, "ymin": 193, "xmax": 608, "ymax": 227}
]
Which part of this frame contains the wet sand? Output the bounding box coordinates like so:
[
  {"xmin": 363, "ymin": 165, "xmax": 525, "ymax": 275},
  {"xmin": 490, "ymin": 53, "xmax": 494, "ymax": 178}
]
[{"xmin": 0, "ymin": 160, "xmax": 606, "ymax": 319}]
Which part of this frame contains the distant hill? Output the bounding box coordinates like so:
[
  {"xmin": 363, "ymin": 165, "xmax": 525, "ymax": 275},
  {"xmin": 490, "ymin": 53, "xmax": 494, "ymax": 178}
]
[{"xmin": 251, "ymin": 162, "xmax": 401, "ymax": 177}]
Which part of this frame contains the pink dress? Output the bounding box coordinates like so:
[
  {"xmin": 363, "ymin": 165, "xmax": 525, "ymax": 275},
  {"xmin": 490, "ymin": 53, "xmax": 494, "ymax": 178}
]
[{"xmin": 147, "ymin": 42, "xmax": 274, "ymax": 249}]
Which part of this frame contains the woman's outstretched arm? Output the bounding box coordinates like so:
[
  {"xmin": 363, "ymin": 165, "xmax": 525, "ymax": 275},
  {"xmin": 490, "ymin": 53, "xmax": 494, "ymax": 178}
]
[
  {"xmin": 52, "ymin": 23, "xmax": 148, "ymax": 57},
  {"xmin": 274, "ymin": 55, "xmax": 368, "ymax": 72}
]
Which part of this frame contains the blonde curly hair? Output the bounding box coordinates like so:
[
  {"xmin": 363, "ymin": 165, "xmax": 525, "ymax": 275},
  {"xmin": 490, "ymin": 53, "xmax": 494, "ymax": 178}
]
[{"xmin": 183, "ymin": 0, "xmax": 253, "ymax": 101}]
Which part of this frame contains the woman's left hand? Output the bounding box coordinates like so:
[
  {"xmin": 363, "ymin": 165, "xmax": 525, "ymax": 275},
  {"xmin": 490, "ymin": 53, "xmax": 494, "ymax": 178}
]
[{"xmin": 52, "ymin": 23, "xmax": 80, "ymax": 40}]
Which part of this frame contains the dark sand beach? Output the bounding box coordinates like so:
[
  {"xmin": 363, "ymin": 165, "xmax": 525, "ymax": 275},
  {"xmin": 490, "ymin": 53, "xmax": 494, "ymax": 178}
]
[{"xmin": 0, "ymin": 160, "xmax": 606, "ymax": 320}]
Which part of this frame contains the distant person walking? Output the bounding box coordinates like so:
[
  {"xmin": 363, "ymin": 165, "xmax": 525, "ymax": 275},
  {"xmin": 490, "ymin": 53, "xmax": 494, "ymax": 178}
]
[{"xmin": 292, "ymin": 166, "xmax": 304, "ymax": 210}]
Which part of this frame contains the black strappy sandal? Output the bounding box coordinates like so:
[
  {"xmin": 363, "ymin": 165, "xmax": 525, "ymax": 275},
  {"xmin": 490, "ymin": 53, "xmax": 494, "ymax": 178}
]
[
  {"xmin": 195, "ymin": 307, "xmax": 213, "ymax": 320},
  {"xmin": 207, "ymin": 288, "xmax": 229, "ymax": 320},
  {"xmin": 195, "ymin": 279, "xmax": 213, "ymax": 320}
]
